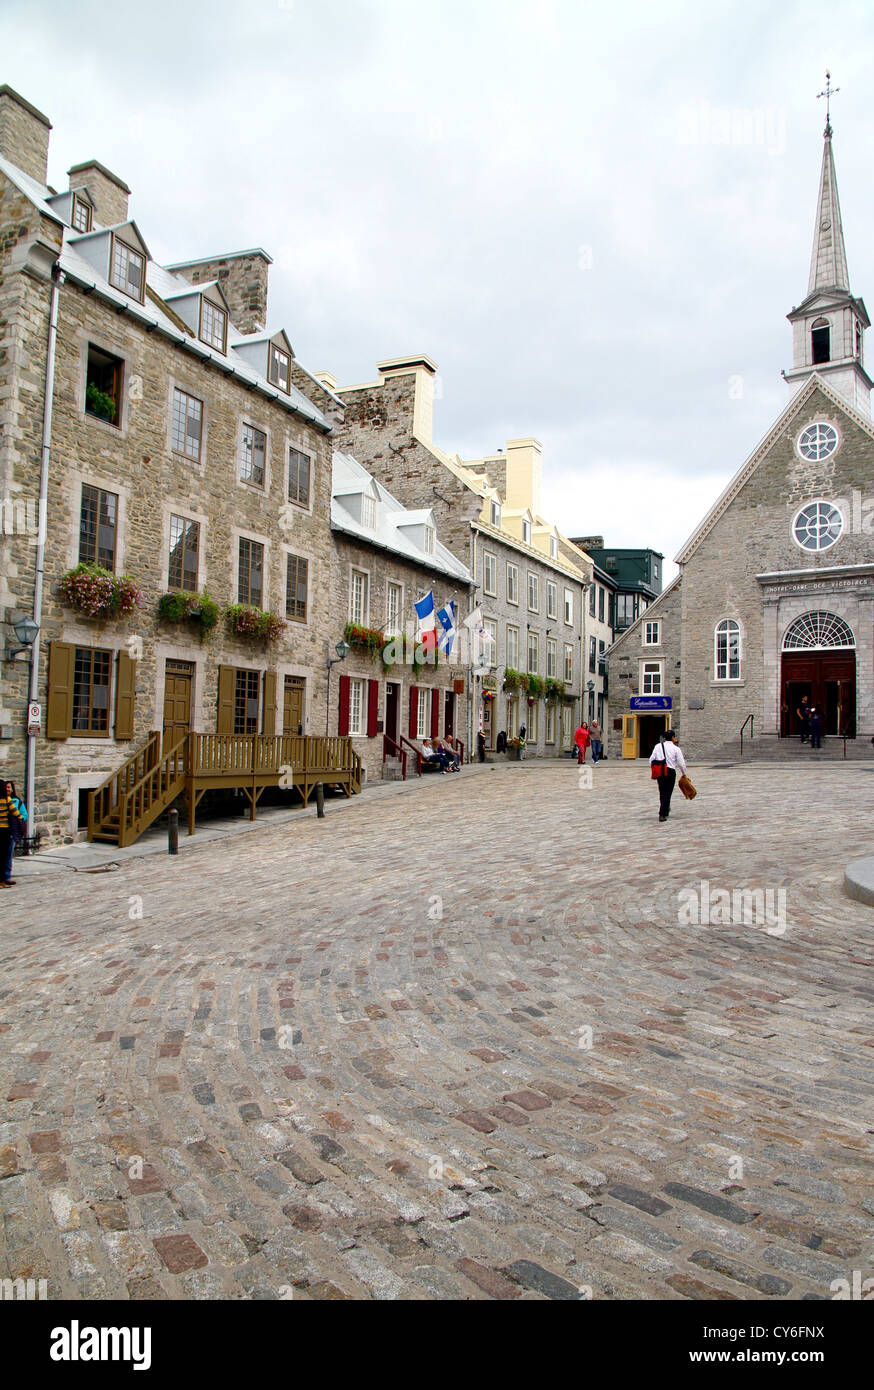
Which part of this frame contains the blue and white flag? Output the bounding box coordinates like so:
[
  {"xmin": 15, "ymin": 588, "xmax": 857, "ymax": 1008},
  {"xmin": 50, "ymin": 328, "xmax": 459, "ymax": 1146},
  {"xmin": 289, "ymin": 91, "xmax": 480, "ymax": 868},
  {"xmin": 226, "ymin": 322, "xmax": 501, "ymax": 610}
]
[
  {"xmin": 415, "ymin": 590, "xmax": 436, "ymax": 636},
  {"xmin": 436, "ymin": 600, "xmax": 457, "ymax": 656}
]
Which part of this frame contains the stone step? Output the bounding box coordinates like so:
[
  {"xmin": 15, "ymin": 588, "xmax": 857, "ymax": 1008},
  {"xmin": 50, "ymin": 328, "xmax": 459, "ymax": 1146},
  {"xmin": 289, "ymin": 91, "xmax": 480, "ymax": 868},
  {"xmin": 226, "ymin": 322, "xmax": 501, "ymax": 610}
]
[{"xmin": 706, "ymin": 736, "xmax": 871, "ymax": 762}]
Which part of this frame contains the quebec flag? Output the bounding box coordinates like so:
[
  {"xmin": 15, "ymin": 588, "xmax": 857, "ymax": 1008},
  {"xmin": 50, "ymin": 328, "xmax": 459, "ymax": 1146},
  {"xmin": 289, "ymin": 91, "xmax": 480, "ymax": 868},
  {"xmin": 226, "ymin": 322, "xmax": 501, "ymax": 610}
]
[
  {"xmin": 436, "ymin": 601, "xmax": 457, "ymax": 656},
  {"xmin": 415, "ymin": 590, "xmax": 436, "ymax": 636}
]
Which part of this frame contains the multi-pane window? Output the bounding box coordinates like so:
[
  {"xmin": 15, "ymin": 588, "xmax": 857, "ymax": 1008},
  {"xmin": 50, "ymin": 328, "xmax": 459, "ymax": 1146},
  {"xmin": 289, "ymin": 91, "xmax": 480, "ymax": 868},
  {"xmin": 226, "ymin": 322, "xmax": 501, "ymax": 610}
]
[
  {"xmin": 361, "ymin": 494, "xmax": 375, "ymax": 528},
  {"xmin": 416, "ymin": 687, "xmax": 430, "ymax": 740},
  {"xmin": 482, "ymin": 619, "xmax": 498, "ymax": 667},
  {"xmin": 172, "ymin": 388, "xmax": 203, "ymax": 460},
  {"xmin": 564, "ymin": 589, "xmax": 573, "ymax": 624},
  {"xmin": 599, "ymin": 639, "xmax": 606, "ymax": 674},
  {"xmin": 72, "ymin": 195, "xmax": 91, "ymax": 233},
  {"xmin": 241, "ymin": 424, "xmax": 266, "ymax": 487},
  {"xmin": 490, "ymin": 500, "xmax": 501, "ymax": 527},
  {"xmin": 545, "ymin": 704, "xmax": 556, "ymax": 744},
  {"xmin": 238, "ymin": 537, "xmax": 264, "ymax": 606},
  {"xmin": 386, "ymin": 582, "xmax": 402, "ymax": 634},
  {"xmin": 234, "ymin": 669, "xmax": 260, "ymax": 734},
  {"xmin": 349, "ymin": 678, "xmax": 366, "ymax": 736},
  {"xmin": 527, "ymin": 632, "xmax": 538, "ymax": 673},
  {"xmin": 288, "ymin": 447, "xmax": 311, "ymax": 507},
  {"xmin": 507, "ymin": 564, "xmax": 519, "ymax": 605},
  {"xmin": 589, "ymin": 637, "xmax": 597, "ymax": 673},
  {"xmin": 564, "ymin": 643, "xmax": 573, "ymax": 683},
  {"xmin": 350, "ymin": 569, "xmax": 368, "ymax": 624},
  {"xmin": 527, "ymin": 701, "xmax": 538, "ymax": 741},
  {"xmin": 715, "ymin": 619, "xmax": 741, "ymax": 680},
  {"xmin": 641, "ymin": 661, "xmax": 663, "ymax": 695},
  {"xmin": 168, "ymin": 514, "xmax": 199, "ymax": 590},
  {"xmin": 484, "ymin": 552, "xmax": 497, "ymax": 596},
  {"xmin": 110, "ymin": 237, "xmax": 145, "ymax": 300},
  {"xmin": 644, "ymin": 620, "xmax": 660, "ymax": 646},
  {"xmin": 589, "ymin": 584, "xmax": 596, "ymax": 616},
  {"xmin": 423, "ymin": 526, "xmax": 435, "ymax": 555},
  {"xmin": 527, "ymin": 573, "xmax": 539, "ymax": 612},
  {"xmin": 200, "ymin": 299, "xmax": 227, "ymax": 352},
  {"xmin": 506, "ymin": 624, "xmax": 519, "ymax": 671},
  {"xmin": 269, "ymin": 344, "xmax": 291, "ymax": 392},
  {"xmin": 547, "ymin": 581, "xmax": 557, "ymax": 619},
  {"xmin": 549, "ymin": 536, "xmax": 558, "ymax": 559},
  {"xmin": 79, "ymin": 485, "xmax": 117, "ymax": 569},
  {"xmin": 522, "ymin": 518, "xmax": 531, "ymax": 545},
  {"xmin": 72, "ymin": 647, "xmax": 111, "ymax": 734},
  {"xmin": 599, "ymin": 586, "xmax": 605, "ymax": 622},
  {"xmin": 546, "ymin": 638, "xmax": 557, "ymax": 677},
  {"xmin": 285, "ymin": 554, "xmax": 308, "ymax": 623}
]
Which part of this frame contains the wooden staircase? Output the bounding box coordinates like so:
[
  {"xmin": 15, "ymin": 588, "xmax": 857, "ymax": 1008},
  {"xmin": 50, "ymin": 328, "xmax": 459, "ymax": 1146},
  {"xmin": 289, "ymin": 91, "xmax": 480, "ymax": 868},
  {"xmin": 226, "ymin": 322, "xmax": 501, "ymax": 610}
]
[{"xmin": 89, "ymin": 732, "xmax": 188, "ymax": 848}]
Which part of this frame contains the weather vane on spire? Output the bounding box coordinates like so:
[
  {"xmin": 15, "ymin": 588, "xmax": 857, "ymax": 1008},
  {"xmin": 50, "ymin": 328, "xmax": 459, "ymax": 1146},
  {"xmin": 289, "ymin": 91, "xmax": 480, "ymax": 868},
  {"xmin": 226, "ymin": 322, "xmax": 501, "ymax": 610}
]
[{"xmin": 817, "ymin": 70, "xmax": 839, "ymax": 136}]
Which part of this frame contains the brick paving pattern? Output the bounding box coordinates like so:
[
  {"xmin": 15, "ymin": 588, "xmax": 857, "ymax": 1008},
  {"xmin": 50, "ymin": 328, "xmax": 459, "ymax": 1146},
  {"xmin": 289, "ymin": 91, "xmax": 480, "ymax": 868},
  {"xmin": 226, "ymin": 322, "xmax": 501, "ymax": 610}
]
[{"xmin": 1, "ymin": 760, "xmax": 873, "ymax": 1300}]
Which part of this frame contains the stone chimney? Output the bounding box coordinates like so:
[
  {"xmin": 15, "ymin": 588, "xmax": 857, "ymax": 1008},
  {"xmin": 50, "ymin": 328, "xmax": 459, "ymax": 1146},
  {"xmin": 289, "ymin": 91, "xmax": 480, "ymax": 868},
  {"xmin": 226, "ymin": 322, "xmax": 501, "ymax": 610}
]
[
  {"xmin": 377, "ymin": 355, "xmax": 438, "ymax": 444},
  {"xmin": 0, "ymin": 86, "xmax": 51, "ymax": 184},
  {"xmin": 505, "ymin": 438, "xmax": 543, "ymax": 517},
  {"xmin": 68, "ymin": 160, "xmax": 130, "ymax": 226},
  {"xmin": 571, "ymin": 536, "xmax": 605, "ymax": 552},
  {"xmin": 166, "ymin": 249, "xmax": 272, "ymax": 335}
]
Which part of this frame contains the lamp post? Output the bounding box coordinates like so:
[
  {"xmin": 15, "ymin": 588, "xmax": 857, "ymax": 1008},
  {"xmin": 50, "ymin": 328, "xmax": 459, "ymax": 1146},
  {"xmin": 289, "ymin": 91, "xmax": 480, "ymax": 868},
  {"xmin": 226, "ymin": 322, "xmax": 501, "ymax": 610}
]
[
  {"xmin": 5, "ymin": 616, "xmax": 40, "ymax": 663},
  {"xmin": 587, "ymin": 678, "xmax": 595, "ymax": 724},
  {"xmin": 325, "ymin": 639, "xmax": 350, "ymax": 735}
]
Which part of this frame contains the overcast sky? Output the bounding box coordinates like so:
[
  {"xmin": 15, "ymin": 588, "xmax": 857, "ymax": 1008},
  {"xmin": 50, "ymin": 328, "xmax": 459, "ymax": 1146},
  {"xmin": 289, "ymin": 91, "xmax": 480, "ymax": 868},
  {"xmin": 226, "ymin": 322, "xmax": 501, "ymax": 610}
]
[{"xmin": 4, "ymin": 0, "xmax": 873, "ymax": 581}]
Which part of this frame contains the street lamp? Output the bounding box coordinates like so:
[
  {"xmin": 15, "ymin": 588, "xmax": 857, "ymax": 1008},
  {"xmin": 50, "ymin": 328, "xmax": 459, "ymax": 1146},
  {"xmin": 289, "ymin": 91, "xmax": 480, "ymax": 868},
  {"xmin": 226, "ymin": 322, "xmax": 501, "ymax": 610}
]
[
  {"xmin": 5, "ymin": 616, "xmax": 39, "ymax": 661},
  {"xmin": 325, "ymin": 639, "xmax": 350, "ymax": 735}
]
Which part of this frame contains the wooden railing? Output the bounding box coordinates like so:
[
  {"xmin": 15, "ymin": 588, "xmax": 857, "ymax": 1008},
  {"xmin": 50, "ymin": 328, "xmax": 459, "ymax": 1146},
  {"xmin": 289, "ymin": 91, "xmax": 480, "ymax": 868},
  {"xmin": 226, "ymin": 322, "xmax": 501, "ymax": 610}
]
[
  {"xmin": 383, "ymin": 733, "xmax": 408, "ymax": 779},
  {"xmin": 400, "ymin": 733, "xmax": 423, "ymax": 775},
  {"xmin": 115, "ymin": 733, "xmax": 189, "ymax": 847},
  {"xmin": 88, "ymin": 731, "xmax": 162, "ymax": 840}
]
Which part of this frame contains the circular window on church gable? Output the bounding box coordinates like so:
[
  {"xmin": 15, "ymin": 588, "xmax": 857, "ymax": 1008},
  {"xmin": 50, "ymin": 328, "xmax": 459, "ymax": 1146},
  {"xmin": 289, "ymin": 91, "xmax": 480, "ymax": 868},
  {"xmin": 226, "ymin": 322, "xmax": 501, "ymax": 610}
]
[
  {"xmin": 797, "ymin": 422, "xmax": 839, "ymax": 461},
  {"xmin": 792, "ymin": 499, "xmax": 844, "ymax": 551}
]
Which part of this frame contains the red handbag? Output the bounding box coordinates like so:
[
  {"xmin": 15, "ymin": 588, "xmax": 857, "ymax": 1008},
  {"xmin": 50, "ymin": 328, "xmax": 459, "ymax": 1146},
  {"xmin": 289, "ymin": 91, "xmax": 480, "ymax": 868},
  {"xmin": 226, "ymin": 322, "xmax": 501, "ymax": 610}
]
[{"xmin": 650, "ymin": 741, "xmax": 667, "ymax": 779}]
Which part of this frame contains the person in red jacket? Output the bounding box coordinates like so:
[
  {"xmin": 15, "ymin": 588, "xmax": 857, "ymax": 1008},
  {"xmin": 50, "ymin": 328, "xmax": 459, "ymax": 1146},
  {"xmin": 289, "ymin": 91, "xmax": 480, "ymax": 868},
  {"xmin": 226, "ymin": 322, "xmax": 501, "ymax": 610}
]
[{"xmin": 574, "ymin": 722, "xmax": 591, "ymax": 764}]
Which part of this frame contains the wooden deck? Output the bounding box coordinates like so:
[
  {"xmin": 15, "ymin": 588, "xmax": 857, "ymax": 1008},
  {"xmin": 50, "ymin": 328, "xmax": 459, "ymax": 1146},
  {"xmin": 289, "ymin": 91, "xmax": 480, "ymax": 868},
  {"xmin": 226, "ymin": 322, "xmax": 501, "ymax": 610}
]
[{"xmin": 89, "ymin": 732, "xmax": 362, "ymax": 847}]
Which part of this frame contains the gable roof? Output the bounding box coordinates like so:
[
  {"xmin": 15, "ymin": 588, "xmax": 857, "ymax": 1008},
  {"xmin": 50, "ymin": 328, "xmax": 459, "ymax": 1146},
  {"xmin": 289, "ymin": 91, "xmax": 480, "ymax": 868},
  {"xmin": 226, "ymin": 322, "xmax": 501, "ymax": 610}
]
[{"xmin": 674, "ymin": 373, "xmax": 874, "ymax": 565}]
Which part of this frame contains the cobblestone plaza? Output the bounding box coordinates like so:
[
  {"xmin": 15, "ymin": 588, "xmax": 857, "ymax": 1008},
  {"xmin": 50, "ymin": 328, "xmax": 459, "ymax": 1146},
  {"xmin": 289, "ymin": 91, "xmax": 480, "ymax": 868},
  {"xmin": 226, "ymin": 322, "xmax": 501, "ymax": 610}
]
[{"xmin": 1, "ymin": 760, "xmax": 873, "ymax": 1301}]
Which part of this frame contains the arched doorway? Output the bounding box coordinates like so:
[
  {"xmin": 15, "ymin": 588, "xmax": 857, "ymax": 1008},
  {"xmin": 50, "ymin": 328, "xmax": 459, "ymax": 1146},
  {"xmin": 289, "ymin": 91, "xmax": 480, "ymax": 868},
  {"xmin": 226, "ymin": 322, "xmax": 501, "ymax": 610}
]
[{"xmin": 780, "ymin": 611, "xmax": 856, "ymax": 737}]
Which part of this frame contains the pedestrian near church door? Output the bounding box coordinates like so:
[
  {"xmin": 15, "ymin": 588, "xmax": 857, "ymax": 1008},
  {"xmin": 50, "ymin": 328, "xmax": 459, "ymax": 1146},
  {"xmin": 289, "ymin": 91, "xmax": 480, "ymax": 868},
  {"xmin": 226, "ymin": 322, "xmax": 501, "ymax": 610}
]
[{"xmin": 163, "ymin": 660, "xmax": 192, "ymax": 749}]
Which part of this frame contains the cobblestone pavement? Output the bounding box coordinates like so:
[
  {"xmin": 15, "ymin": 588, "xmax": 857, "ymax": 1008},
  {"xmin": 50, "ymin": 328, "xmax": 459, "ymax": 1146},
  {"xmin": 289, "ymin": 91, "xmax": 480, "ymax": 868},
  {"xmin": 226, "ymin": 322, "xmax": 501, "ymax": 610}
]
[{"xmin": 2, "ymin": 761, "xmax": 874, "ymax": 1301}]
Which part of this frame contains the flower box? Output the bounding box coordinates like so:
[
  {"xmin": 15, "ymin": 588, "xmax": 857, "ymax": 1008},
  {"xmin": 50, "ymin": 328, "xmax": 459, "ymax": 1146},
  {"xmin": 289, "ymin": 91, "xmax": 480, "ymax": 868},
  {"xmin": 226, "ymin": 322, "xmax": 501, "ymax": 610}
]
[
  {"xmin": 59, "ymin": 564, "xmax": 142, "ymax": 619},
  {"xmin": 157, "ymin": 590, "xmax": 220, "ymax": 638},
  {"xmin": 226, "ymin": 603, "xmax": 285, "ymax": 643}
]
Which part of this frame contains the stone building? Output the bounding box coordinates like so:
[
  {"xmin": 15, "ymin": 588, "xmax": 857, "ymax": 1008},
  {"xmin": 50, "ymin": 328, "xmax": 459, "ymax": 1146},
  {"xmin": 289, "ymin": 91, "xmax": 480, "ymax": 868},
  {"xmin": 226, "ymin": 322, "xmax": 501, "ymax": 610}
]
[
  {"xmin": 0, "ymin": 85, "xmax": 346, "ymax": 843},
  {"xmin": 570, "ymin": 537, "xmax": 617, "ymax": 732},
  {"xmin": 330, "ymin": 450, "xmax": 473, "ymax": 783},
  {"xmin": 607, "ymin": 113, "xmax": 874, "ymax": 760},
  {"xmin": 323, "ymin": 357, "xmax": 593, "ymax": 754}
]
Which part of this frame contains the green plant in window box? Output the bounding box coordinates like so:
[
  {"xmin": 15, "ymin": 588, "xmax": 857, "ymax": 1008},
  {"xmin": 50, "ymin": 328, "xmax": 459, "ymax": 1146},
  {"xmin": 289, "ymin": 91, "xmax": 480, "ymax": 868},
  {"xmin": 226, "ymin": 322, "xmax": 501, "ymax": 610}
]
[
  {"xmin": 525, "ymin": 673, "xmax": 546, "ymax": 699},
  {"xmin": 344, "ymin": 621, "xmax": 388, "ymax": 663},
  {"xmin": 59, "ymin": 563, "xmax": 142, "ymax": 619},
  {"xmin": 85, "ymin": 381, "xmax": 117, "ymax": 422},
  {"xmin": 226, "ymin": 603, "xmax": 285, "ymax": 642},
  {"xmin": 503, "ymin": 667, "xmax": 522, "ymax": 691},
  {"xmin": 544, "ymin": 678, "xmax": 565, "ymax": 702},
  {"xmin": 158, "ymin": 590, "xmax": 220, "ymax": 638}
]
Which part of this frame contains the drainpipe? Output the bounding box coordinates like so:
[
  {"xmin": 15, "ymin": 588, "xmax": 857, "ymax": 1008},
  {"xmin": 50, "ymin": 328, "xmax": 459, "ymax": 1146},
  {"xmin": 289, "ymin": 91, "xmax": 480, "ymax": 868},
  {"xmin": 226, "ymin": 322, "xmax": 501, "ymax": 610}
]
[
  {"xmin": 24, "ymin": 261, "xmax": 64, "ymax": 840},
  {"xmin": 468, "ymin": 529, "xmax": 476, "ymax": 760}
]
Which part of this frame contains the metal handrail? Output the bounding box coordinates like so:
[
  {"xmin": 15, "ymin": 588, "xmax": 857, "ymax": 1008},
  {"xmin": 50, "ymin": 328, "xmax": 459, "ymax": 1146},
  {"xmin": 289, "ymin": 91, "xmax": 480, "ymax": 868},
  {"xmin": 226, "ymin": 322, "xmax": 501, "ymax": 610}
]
[
  {"xmin": 383, "ymin": 734, "xmax": 408, "ymax": 780},
  {"xmin": 740, "ymin": 713, "xmax": 754, "ymax": 757}
]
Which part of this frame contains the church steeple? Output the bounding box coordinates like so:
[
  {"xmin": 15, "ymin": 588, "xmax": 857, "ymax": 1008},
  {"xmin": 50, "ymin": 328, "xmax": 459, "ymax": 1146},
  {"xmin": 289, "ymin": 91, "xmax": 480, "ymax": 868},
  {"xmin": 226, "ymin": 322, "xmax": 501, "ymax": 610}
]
[{"xmin": 783, "ymin": 76, "xmax": 871, "ymax": 416}]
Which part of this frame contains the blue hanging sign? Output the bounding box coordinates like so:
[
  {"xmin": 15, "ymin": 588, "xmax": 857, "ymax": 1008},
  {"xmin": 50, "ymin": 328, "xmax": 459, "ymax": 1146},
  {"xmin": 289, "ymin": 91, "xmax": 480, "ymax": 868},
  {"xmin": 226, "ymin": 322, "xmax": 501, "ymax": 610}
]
[{"xmin": 630, "ymin": 696, "xmax": 672, "ymax": 711}]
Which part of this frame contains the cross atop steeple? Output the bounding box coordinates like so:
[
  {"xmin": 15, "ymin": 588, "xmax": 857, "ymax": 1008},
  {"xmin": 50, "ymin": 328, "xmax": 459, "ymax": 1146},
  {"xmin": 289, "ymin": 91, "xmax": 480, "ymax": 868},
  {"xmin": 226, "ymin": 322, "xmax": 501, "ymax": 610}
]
[{"xmin": 817, "ymin": 69, "xmax": 840, "ymax": 136}]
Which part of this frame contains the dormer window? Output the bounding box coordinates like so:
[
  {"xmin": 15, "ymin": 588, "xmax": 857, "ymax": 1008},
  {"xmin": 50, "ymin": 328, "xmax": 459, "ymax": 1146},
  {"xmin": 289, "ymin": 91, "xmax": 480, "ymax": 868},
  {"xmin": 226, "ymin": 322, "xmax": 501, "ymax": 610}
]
[
  {"xmin": 361, "ymin": 494, "xmax": 376, "ymax": 529},
  {"xmin": 522, "ymin": 518, "xmax": 531, "ymax": 545},
  {"xmin": 549, "ymin": 535, "xmax": 558, "ymax": 559},
  {"xmin": 811, "ymin": 317, "xmax": 830, "ymax": 365},
  {"xmin": 490, "ymin": 500, "xmax": 501, "ymax": 527},
  {"xmin": 110, "ymin": 236, "xmax": 145, "ymax": 302},
  {"xmin": 269, "ymin": 345, "xmax": 291, "ymax": 392},
  {"xmin": 423, "ymin": 525, "xmax": 435, "ymax": 555},
  {"xmin": 200, "ymin": 298, "xmax": 227, "ymax": 353},
  {"xmin": 72, "ymin": 195, "xmax": 92, "ymax": 234}
]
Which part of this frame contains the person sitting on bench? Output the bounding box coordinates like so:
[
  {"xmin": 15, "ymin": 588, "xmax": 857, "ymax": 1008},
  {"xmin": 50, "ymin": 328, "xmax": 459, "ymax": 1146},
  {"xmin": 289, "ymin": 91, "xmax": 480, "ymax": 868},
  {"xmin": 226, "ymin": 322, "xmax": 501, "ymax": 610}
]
[
  {"xmin": 422, "ymin": 737, "xmax": 453, "ymax": 773},
  {"xmin": 437, "ymin": 736, "xmax": 460, "ymax": 770}
]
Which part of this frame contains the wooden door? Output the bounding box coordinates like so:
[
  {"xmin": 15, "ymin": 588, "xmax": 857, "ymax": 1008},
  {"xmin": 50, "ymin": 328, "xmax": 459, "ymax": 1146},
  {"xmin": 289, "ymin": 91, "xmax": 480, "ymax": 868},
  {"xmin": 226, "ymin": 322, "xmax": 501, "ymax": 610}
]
[
  {"xmin": 385, "ymin": 683, "xmax": 399, "ymax": 743},
  {"xmin": 621, "ymin": 713, "xmax": 637, "ymax": 759},
  {"xmin": 283, "ymin": 676, "xmax": 305, "ymax": 735},
  {"xmin": 163, "ymin": 660, "xmax": 193, "ymax": 748},
  {"xmin": 443, "ymin": 690, "xmax": 455, "ymax": 736}
]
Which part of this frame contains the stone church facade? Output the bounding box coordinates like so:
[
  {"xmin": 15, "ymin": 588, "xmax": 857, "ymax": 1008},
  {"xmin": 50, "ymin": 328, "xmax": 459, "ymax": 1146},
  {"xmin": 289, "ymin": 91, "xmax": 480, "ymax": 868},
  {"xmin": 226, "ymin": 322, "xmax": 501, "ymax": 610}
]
[{"xmin": 608, "ymin": 115, "xmax": 874, "ymax": 760}]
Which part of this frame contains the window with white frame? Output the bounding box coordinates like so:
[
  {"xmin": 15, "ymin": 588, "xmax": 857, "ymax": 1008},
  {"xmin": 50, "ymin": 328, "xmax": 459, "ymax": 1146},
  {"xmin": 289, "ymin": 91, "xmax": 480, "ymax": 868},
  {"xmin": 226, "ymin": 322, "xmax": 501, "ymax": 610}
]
[
  {"xmin": 423, "ymin": 526, "xmax": 435, "ymax": 555},
  {"xmin": 200, "ymin": 298, "xmax": 227, "ymax": 353},
  {"xmin": 506, "ymin": 624, "xmax": 519, "ymax": 670},
  {"xmin": 644, "ymin": 620, "xmax": 660, "ymax": 646},
  {"xmin": 527, "ymin": 632, "xmax": 538, "ymax": 673},
  {"xmin": 715, "ymin": 619, "xmax": 741, "ymax": 680},
  {"xmin": 564, "ymin": 589, "xmax": 573, "ymax": 624},
  {"xmin": 527, "ymin": 702, "xmax": 538, "ymax": 741},
  {"xmin": 269, "ymin": 344, "xmax": 291, "ymax": 392},
  {"xmin": 527, "ymin": 572, "xmax": 539, "ymax": 612},
  {"xmin": 641, "ymin": 660, "xmax": 663, "ymax": 695},
  {"xmin": 507, "ymin": 697, "xmax": 519, "ymax": 739},
  {"xmin": 546, "ymin": 638, "xmax": 557, "ymax": 677},
  {"xmin": 386, "ymin": 581, "xmax": 402, "ymax": 634},
  {"xmin": 522, "ymin": 518, "xmax": 531, "ymax": 545},
  {"xmin": 416, "ymin": 687, "xmax": 429, "ymax": 739},
  {"xmin": 564, "ymin": 643, "xmax": 573, "ymax": 682},
  {"xmin": 545, "ymin": 704, "xmax": 556, "ymax": 743},
  {"xmin": 483, "ymin": 619, "xmax": 498, "ymax": 667},
  {"xmin": 361, "ymin": 493, "xmax": 376, "ymax": 529},
  {"xmin": 483, "ymin": 551, "xmax": 497, "ymax": 596},
  {"xmin": 549, "ymin": 536, "xmax": 558, "ymax": 559},
  {"xmin": 349, "ymin": 677, "xmax": 366, "ymax": 736},
  {"xmin": 547, "ymin": 581, "xmax": 557, "ymax": 618},
  {"xmin": 110, "ymin": 237, "xmax": 145, "ymax": 301},
  {"xmin": 507, "ymin": 563, "xmax": 519, "ymax": 605},
  {"xmin": 350, "ymin": 569, "xmax": 369, "ymax": 624},
  {"xmin": 490, "ymin": 499, "xmax": 501, "ymax": 527}
]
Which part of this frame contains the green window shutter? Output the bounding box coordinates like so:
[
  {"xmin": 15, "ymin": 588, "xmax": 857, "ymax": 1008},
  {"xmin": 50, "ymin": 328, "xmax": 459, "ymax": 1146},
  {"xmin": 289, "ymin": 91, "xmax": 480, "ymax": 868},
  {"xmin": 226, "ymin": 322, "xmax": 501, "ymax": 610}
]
[
  {"xmin": 217, "ymin": 665, "xmax": 235, "ymax": 733},
  {"xmin": 46, "ymin": 641, "xmax": 75, "ymax": 738},
  {"xmin": 262, "ymin": 671, "xmax": 277, "ymax": 736},
  {"xmin": 114, "ymin": 650, "xmax": 136, "ymax": 740}
]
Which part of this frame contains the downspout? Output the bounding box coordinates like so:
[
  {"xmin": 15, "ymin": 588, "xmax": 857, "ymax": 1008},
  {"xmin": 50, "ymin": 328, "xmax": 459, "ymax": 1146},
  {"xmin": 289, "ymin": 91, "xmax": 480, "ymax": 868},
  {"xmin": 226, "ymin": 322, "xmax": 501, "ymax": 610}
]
[
  {"xmin": 468, "ymin": 526, "xmax": 475, "ymax": 760},
  {"xmin": 25, "ymin": 261, "xmax": 64, "ymax": 840}
]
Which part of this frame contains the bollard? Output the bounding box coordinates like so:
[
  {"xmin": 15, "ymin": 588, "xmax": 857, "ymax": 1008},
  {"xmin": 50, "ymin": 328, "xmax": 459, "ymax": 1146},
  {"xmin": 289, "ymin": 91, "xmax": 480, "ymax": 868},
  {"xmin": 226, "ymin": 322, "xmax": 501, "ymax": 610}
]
[
  {"xmin": 316, "ymin": 782, "xmax": 325, "ymax": 818},
  {"xmin": 168, "ymin": 807, "xmax": 179, "ymax": 854}
]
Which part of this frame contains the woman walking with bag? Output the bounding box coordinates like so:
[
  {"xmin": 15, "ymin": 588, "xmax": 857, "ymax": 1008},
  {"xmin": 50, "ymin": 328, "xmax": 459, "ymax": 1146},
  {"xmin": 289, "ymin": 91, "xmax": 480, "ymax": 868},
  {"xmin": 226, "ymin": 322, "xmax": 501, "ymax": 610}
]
[
  {"xmin": 0, "ymin": 780, "xmax": 25, "ymax": 887},
  {"xmin": 649, "ymin": 729, "xmax": 687, "ymax": 823}
]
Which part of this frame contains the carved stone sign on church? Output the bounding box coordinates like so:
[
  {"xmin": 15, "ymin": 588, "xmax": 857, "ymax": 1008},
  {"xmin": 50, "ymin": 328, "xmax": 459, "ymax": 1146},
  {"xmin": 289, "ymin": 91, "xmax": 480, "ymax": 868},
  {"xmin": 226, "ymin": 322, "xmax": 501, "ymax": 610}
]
[{"xmin": 762, "ymin": 576, "xmax": 874, "ymax": 598}]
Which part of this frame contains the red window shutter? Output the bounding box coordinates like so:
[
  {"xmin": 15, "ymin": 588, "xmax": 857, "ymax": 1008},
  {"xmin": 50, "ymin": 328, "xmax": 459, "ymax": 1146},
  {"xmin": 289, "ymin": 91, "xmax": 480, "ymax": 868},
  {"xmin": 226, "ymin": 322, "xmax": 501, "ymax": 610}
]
[
  {"xmin": 338, "ymin": 673, "xmax": 351, "ymax": 737},
  {"xmin": 367, "ymin": 678, "xmax": 379, "ymax": 737},
  {"xmin": 430, "ymin": 687, "xmax": 439, "ymax": 738},
  {"xmin": 408, "ymin": 685, "xmax": 418, "ymax": 738}
]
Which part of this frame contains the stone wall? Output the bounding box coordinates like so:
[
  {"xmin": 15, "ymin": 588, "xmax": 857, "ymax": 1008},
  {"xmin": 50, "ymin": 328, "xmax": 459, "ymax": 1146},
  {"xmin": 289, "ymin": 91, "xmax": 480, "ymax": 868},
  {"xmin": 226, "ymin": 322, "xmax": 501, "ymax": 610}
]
[
  {"xmin": 67, "ymin": 161, "xmax": 130, "ymax": 228},
  {"xmin": 606, "ymin": 580, "xmax": 683, "ymax": 758},
  {"xmin": 170, "ymin": 251, "xmax": 270, "ymax": 336},
  {"xmin": 0, "ymin": 87, "xmax": 50, "ymax": 184}
]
